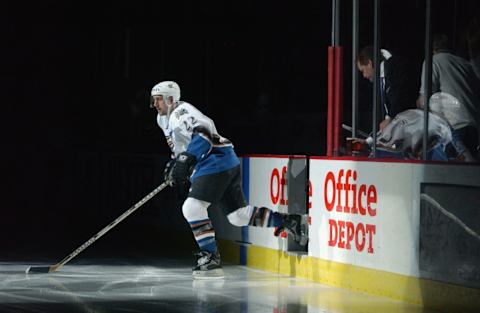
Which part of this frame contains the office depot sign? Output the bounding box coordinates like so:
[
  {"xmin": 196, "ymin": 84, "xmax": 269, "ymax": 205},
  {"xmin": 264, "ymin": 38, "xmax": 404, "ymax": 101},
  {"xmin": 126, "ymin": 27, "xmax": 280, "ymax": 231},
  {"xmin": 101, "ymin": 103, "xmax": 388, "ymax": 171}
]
[
  {"xmin": 309, "ymin": 159, "xmax": 418, "ymax": 276},
  {"xmin": 244, "ymin": 156, "xmax": 419, "ymax": 276},
  {"xmin": 324, "ymin": 170, "xmax": 377, "ymax": 254}
]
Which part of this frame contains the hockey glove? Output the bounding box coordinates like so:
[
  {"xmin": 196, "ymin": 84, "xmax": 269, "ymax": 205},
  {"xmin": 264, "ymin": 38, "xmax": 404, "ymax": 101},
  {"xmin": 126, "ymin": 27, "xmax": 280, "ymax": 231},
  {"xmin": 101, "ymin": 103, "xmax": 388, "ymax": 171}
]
[
  {"xmin": 163, "ymin": 159, "xmax": 175, "ymax": 186},
  {"xmin": 172, "ymin": 152, "xmax": 197, "ymax": 197}
]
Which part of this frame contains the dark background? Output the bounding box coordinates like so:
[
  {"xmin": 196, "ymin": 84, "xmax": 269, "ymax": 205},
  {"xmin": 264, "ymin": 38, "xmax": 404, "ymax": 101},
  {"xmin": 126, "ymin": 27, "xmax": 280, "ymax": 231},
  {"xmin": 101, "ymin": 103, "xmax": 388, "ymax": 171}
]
[{"xmin": 1, "ymin": 0, "xmax": 479, "ymax": 259}]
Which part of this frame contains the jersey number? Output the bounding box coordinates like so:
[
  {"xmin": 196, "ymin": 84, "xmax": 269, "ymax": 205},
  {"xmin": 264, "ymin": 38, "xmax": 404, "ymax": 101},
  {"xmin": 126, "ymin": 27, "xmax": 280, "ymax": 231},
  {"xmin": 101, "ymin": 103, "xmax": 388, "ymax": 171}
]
[{"xmin": 183, "ymin": 116, "xmax": 197, "ymax": 132}]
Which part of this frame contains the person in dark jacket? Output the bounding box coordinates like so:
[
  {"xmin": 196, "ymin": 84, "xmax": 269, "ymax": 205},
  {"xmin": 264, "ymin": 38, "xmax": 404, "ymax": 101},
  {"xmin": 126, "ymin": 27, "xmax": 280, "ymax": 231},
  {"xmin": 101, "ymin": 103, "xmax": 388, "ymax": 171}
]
[{"xmin": 357, "ymin": 46, "xmax": 417, "ymax": 131}]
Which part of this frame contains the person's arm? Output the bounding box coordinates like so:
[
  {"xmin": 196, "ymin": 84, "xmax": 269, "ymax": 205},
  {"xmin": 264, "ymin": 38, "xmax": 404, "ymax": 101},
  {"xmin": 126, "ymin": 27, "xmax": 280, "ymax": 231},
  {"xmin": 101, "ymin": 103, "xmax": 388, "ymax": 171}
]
[
  {"xmin": 418, "ymin": 60, "xmax": 426, "ymax": 108},
  {"xmin": 379, "ymin": 116, "xmax": 391, "ymax": 132},
  {"xmin": 186, "ymin": 127, "xmax": 213, "ymax": 162},
  {"xmin": 170, "ymin": 115, "xmax": 213, "ymax": 191},
  {"xmin": 174, "ymin": 111, "xmax": 214, "ymax": 163},
  {"xmin": 416, "ymin": 95, "xmax": 424, "ymax": 108},
  {"xmin": 417, "ymin": 57, "xmax": 440, "ymax": 108}
]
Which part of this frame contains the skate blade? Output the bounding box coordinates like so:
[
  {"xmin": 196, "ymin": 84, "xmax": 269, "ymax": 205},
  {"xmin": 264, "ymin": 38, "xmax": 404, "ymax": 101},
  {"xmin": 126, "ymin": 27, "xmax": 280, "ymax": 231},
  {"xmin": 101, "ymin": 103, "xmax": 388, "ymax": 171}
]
[{"xmin": 193, "ymin": 268, "xmax": 225, "ymax": 280}]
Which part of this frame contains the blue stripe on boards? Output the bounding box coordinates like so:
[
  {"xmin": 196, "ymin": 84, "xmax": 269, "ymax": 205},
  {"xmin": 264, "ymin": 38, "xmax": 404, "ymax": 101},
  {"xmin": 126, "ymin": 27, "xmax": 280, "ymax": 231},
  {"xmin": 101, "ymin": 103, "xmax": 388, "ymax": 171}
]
[{"xmin": 240, "ymin": 157, "xmax": 250, "ymax": 265}]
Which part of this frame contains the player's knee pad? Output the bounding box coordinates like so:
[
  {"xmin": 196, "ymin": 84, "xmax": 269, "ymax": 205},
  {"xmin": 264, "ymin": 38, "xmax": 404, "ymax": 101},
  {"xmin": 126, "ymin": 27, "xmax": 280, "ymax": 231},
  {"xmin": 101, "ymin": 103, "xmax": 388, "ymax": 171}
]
[
  {"xmin": 227, "ymin": 205, "xmax": 254, "ymax": 226},
  {"xmin": 182, "ymin": 197, "xmax": 211, "ymax": 222}
]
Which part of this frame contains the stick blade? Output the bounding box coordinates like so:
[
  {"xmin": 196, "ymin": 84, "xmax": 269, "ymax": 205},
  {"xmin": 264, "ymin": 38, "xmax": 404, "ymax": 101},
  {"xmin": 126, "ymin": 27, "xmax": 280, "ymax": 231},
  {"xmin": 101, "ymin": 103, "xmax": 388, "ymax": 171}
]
[{"xmin": 26, "ymin": 266, "xmax": 52, "ymax": 274}]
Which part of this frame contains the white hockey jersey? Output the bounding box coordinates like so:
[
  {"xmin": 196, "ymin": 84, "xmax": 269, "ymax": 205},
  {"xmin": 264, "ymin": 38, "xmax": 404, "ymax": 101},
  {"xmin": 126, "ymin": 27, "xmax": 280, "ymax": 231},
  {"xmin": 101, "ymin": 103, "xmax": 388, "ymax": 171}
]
[
  {"xmin": 374, "ymin": 109, "xmax": 453, "ymax": 158},
  {"xmin": 156, "ymin": 101, "xmax": 239, "ymax": 180}
]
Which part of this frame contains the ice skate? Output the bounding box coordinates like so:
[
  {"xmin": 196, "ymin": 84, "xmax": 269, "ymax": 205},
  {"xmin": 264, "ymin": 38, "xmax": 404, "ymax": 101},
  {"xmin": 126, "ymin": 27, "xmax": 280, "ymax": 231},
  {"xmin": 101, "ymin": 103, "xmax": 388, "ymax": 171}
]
[
  {"xmin": 192, "ymin": 251, "xmax": 224, "ymax": 280},
  {"xmin": 274, "ymin": 214, "xmax": 309, "ymax": 246}
]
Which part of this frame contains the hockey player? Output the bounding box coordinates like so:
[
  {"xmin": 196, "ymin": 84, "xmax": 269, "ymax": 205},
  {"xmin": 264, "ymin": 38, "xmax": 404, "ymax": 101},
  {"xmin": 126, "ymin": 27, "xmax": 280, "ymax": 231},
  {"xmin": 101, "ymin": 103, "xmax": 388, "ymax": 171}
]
[
  {"xmin": 150, "ymin": 81, "xmax": 308, "ymax": 279},
  {"xmin": 355, "ymin": 108, "xmax": 455, "ymax": 161}
]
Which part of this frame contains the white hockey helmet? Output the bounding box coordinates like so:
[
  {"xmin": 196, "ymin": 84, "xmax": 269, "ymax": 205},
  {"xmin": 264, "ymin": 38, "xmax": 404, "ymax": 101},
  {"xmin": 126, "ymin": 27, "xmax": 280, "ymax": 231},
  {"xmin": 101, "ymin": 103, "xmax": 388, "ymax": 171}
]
[{"xmin": 150, "ymin": 81, "xmax": 181, "ymax": 108}]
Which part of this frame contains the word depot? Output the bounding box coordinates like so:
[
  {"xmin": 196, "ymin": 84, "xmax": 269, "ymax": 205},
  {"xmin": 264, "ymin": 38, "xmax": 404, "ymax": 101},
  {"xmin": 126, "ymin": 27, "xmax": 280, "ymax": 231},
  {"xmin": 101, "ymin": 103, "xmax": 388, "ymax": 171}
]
[{"xmin": 324, "ymin": 169, "xmax": 377, "ymax": 254}]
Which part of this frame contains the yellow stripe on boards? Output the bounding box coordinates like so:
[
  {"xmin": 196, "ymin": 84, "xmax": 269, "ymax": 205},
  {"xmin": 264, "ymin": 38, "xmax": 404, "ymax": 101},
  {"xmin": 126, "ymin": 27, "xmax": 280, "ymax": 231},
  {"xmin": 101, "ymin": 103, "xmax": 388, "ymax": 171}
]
[{"xmin": 218, "ymin": 240, "xmax": 480, "ymax": 313}]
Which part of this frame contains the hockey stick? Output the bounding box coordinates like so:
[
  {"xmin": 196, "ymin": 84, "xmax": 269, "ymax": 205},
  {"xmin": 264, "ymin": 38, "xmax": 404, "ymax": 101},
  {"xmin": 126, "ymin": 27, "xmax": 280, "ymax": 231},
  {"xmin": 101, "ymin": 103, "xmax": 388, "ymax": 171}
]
[
  {"xmin": 26, "ymin": 181, "xmax": 170, "ymax": 274},
  {"xmin": 342, "ymin": 124, "xmax": 370, "ymax": 139}
]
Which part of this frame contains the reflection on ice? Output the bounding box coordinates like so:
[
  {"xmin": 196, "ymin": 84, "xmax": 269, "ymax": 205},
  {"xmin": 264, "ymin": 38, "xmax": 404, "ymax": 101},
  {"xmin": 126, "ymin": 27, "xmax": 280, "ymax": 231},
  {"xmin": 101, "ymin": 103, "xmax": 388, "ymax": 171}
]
[{"xmin": 0, "ymin": 259, "xmax": 438, "ymax": 313}]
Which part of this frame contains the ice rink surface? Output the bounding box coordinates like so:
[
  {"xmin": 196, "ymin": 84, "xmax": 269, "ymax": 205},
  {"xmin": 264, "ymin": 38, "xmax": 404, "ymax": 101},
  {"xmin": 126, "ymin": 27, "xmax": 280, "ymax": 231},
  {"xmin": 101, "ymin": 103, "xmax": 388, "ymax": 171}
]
[{"xmin": 0, "ymin": 257, "xmax": 441, "ymax": 313}]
